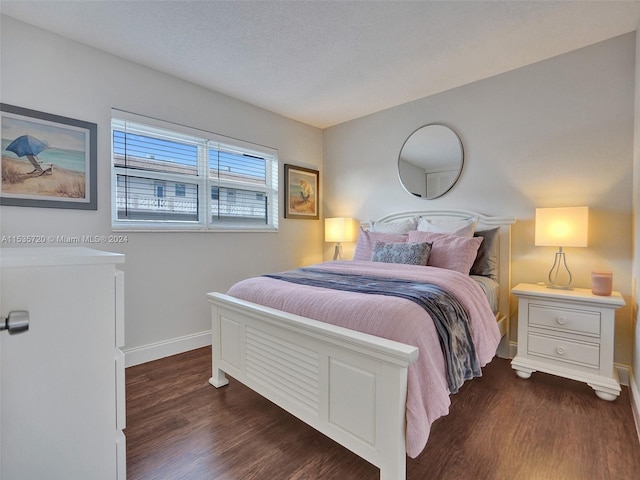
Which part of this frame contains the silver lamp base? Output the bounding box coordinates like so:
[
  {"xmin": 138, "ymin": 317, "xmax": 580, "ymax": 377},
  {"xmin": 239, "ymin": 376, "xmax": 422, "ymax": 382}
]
[{"xmin": 547, "ymin": 247, "xmax": 573, "ymax": 289}]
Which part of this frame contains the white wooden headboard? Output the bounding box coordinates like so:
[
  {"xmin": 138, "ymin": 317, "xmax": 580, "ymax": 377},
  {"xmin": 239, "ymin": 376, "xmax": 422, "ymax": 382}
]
[{"xmin": 363, "ymin": 209, "xmax": 516, "ymax": 357}]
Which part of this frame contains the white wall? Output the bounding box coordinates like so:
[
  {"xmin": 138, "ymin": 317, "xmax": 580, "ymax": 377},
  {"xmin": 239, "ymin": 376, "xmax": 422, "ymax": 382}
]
[
  {"xmin": 0, "ymin": 17, "xmax": 324, "ymax": 363},
  {"xmin": 324, "ymin": 33, "xmax": 636, "ymax": 365},
  {"xmin": 632, "ymin": 24, "xmax": 640, "ymax": 426}
]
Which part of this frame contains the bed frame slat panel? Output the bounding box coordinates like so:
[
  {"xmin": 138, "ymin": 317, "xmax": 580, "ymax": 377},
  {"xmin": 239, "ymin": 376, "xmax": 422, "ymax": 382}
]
[{"xmin": 246, "ymin": 326, "xmax": 321, "ymax": 414}]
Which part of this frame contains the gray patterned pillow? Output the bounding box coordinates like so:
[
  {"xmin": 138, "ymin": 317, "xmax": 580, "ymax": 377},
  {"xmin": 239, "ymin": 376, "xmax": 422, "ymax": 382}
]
[{"xmin": 371, "ymin": 241, "xmax": 432, "ymax": 266}]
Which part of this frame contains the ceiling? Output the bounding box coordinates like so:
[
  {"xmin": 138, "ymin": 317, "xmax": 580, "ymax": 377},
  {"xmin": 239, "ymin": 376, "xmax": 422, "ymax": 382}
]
[{"xmin": 2, "ymin": 1, "xmax": 640, "ymax": 128}]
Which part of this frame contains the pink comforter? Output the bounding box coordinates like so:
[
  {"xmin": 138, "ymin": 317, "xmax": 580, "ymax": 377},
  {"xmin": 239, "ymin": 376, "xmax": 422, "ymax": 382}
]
[{"xmin": 227, "ymin": 260, "xmax": 501, "ymax": 458}]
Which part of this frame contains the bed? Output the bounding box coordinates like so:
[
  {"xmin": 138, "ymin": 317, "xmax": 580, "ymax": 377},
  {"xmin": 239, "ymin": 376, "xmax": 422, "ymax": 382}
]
[{"xmin": 206, "ymin": 209, "xmax": 515, "ymax": 480}]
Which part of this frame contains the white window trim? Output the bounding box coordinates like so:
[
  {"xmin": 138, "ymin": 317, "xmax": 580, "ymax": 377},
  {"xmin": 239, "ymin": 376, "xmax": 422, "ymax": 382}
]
[{"xmin": 111, "ymin": 109, "xmax": 279, "ymax": 232}]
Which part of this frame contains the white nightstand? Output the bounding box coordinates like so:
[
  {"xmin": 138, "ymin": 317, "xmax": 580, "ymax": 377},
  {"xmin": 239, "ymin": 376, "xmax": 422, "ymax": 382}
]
[{"xmin": 511, "ymin": 283, "xmax": 625, "ymax": 401}]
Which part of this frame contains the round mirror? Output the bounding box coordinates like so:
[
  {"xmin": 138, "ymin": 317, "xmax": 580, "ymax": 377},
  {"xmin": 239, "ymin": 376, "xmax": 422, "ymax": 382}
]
[{"xmin": 397, "ymin": 124, "xmax": 464, "ymax": 199}]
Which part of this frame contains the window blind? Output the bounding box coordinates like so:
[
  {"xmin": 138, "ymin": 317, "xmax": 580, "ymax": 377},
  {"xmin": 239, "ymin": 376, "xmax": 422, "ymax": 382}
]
[{"xmin": 111, "ymin": 114, "xmax": 278, "ymax": 231}]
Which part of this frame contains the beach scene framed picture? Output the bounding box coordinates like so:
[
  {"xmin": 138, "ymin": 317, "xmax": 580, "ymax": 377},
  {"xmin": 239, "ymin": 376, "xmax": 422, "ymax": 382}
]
[
  {"xmin": 1, "ymin": 104, "xmax": 97, "ymax": 209},
  {"xmin": 284, "ymin": 164, "xmax": 319, "ymax": 219}
]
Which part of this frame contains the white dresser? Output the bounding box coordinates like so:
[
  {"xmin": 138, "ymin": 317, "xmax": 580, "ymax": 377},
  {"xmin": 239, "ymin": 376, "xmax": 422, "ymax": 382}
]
[
  {"xmin": 511, "ymin": 283, "xmax": 625, "ymax": 401},
  {"xmin": 0, "ymin": 247, "xmax": 126, "ymax": 479}
]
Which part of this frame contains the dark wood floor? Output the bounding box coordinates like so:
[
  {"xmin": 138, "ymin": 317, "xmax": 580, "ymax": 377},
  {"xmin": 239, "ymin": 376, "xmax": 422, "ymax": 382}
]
[{"xmin": 126, "ymin": 347, "xmax": 640, "ymax": 479}]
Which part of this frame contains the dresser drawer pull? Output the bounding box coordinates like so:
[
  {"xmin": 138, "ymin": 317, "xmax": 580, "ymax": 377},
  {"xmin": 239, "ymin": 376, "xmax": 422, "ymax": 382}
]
[
  {"xmin": 556, "ymin": 317, "xmax": 567, "ymax": 325},
  {"xmin": 556, "ymin": 347, "xmax": 566, "ymax": 355}
]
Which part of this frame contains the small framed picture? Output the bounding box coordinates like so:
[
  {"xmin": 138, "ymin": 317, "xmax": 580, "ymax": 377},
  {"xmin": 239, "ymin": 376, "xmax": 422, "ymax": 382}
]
[
  {"xmin": 284, "ymin": 164, "xmax": 319, "ymax": 220},
  {"xmin": 1, "ymin": 103, "xmax": 97, "ymax": 210}
]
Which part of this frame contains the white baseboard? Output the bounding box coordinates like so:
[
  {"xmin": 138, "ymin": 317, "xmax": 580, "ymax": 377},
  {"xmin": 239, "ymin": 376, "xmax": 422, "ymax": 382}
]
[
  {"xmin": 630, "ymin": 371, "xmax": 640, "ymax": 443},
  {"xmin": 615, "ymin": 363, "xmax": 630, "ymax": 387},
  {"xmin": 123, "ymin": 330, "xmax": 211, "ymax": 367}
]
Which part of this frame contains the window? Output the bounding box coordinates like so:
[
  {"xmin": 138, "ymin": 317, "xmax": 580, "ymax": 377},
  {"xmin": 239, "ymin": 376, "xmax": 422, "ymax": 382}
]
[{"xmin": 111, "ymin": 112, "xmax": 278, "ymax": 231}]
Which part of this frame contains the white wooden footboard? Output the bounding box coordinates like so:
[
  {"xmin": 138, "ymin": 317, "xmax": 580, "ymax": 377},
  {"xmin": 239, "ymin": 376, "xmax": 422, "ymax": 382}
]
[{"xmin": 207, "ymin": 292, "xmax": 419, "ymax": 480}]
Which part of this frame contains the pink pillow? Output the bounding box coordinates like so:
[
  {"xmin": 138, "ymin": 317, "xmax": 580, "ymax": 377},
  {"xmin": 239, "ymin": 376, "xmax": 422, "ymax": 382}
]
[
  {"xmin": 353, "ymin": 228, "xmax": 408, "ymax": 261},
  {"xmin": 407, "ymin": 231, "xmax": 483, "ymax": 274}
]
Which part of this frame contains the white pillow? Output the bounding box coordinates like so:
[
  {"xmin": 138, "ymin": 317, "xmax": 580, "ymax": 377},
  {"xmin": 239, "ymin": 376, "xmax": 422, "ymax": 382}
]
[
  {"xmin": 416, "ymin": 216, "xmax": 477, "ymax": 238},
  {"xmin": 370, "ymin": 216, "xmax": 418, "ymax": 234}
]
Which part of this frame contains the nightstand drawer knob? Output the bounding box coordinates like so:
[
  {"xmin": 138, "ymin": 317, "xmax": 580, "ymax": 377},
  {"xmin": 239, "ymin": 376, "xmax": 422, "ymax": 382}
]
[
  {"xmin": 556, "ymin": 317, "xmax": 567, "ymax": 325},
  {"xmin": 556, "ymin": 347, "xmax": 566, "ymax": 355}
]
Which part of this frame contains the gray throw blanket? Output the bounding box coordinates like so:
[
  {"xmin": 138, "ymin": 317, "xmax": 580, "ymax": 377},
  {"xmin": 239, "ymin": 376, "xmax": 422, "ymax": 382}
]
[{"xmin": 264, "ymin": 267, "xmax": 480, "ymax": 394}]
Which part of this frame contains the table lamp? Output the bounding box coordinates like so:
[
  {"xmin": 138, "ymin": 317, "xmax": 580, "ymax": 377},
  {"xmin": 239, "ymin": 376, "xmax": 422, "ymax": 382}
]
[
  {"xmin": 325, "ymin": 217, "xmax": 358, "ymax": 260},
  {"xmin": 535, "ymin": 206, "xmax": 588, "ymax": 289}
]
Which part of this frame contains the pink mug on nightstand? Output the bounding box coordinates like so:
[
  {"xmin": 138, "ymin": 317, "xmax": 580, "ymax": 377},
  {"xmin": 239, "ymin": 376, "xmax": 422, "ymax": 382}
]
[{"xmin": 591, "ymin": 271, "xmax": 613, "ymax": 296}]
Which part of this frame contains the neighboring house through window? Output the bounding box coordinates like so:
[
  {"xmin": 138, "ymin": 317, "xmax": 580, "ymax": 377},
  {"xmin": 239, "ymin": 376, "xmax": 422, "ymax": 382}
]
[{"xmin": 111, "ymin": 111, "xmax": 278, "ymax": 231}]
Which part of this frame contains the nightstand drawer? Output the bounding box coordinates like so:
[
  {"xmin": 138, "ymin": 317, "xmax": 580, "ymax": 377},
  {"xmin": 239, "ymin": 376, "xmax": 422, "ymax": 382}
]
[
  {"xmin": 529, "ymin": 304, "xmax": 600, "ymax": 337},
  {"xmin": 528, "ymin": 332, "xmax": 600, "ymax": 368}
]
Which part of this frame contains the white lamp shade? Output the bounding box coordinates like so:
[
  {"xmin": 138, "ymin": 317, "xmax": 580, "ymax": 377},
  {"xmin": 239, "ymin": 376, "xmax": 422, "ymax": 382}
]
[
  {"xmin": 535, "ymin": 207, "xmax": 588, "ymax": 247},
  {"xmin": 325, "ymin": 217, "xmax": 358, "ymax": 243}
]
